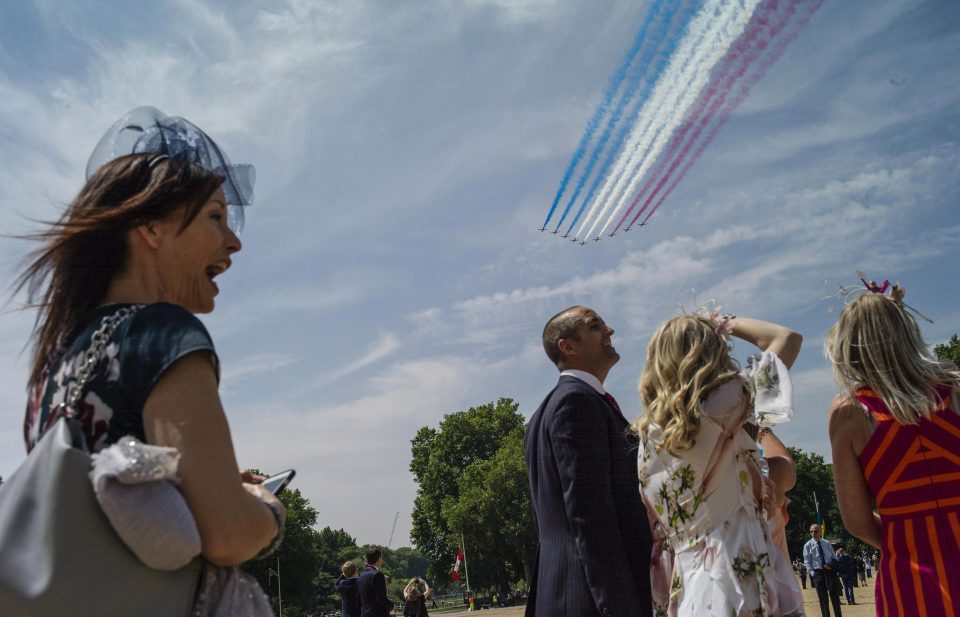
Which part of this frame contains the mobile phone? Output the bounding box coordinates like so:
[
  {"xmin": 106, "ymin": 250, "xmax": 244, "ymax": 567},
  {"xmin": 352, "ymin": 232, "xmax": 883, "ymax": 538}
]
[{"xmin": 261, "ymin": 469, "xmax": 296, "ymax": 495}]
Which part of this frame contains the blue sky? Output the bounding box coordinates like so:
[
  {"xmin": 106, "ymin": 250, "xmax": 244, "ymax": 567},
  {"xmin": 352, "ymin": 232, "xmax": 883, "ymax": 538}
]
[{"xmin": 0, "ymin": 0, "xmax": 958, "ymax": 547}]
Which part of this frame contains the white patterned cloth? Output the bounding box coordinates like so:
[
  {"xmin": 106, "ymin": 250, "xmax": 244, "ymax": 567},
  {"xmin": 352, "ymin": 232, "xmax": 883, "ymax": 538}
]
[
  {"xmin": 91, "ymin": 436, "xmax": 274, "ymax": 617},
  {"xmin": 640, "ymin": 378, "xmax": 804, "ymax": 617},
  {"xmin": 745, "ymin": 352, "xmax": 794, "ymax": 427},
  {"xmin": 90, "ymin": 436, "xmax": 201, "ymax": 571}
]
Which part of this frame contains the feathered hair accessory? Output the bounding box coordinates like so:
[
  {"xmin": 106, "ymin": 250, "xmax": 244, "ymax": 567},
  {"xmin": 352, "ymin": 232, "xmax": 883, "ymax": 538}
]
[
  {"xmin": 690, "ymin": 298, "xmax": 736, "ymax": 340},
  {"xmin": 831, "ymin": 271, "xmax": 933, "ymax": 323}
]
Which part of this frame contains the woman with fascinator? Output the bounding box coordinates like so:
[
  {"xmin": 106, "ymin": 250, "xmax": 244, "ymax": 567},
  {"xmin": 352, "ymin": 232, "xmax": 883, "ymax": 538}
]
[
  {"xmin": 826, "ymin": 280, "xmax": 960, "ymax": 617},
  {"xmin": 634, "ymin": 311, "xmax": 805, "ymax": 617},
  {"xmin": 15, "ymin": 107, "xmax": 281, "ymax": 613}
]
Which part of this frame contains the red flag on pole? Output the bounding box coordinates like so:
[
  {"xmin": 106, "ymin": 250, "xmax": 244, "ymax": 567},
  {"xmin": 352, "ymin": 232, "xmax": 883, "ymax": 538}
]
[{"xmin": 450, "ymin": 549, "xmax": 464, "ymax": 582}]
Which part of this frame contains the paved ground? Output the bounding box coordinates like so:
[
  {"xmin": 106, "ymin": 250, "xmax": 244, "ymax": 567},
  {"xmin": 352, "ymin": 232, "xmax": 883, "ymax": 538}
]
[{"xmin": 438, "ymin": 576, "xmax": 877, "ymax": 616}]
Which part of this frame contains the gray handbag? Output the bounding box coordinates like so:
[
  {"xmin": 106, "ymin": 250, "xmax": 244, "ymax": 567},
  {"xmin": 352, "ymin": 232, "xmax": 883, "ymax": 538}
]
[{"xmin": 0, "ymin": 307, "xmax": 201, "ymax": 616}]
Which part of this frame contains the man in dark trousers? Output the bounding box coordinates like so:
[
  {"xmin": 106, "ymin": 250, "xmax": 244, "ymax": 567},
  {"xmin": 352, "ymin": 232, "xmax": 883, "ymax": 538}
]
[
  {"xmin": 835, "ymin": 548, "xmax": 857, "ymax": 605},
  {"xmin": 803, "ymin": 524, "xmax": 842, "ymax": 617},
  {"xmin": 524, "ymin": 306, "xmax": 652, "ymax": 617},
  {"xmin": 335, "ymin": 561, "xmax": 362, "ymax": 617},
  {"xmin": 358, "ymin": 547, "xmax": 394, "ymax": 617}
]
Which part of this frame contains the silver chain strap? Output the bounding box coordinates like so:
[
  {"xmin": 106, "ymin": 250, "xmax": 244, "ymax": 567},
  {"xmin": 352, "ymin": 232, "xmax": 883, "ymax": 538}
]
[{"xmin": 54, "ymin": 305, "xmax": 141, "ymax": 420}]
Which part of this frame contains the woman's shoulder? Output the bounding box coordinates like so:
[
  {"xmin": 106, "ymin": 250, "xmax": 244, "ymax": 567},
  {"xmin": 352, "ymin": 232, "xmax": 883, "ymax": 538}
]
[
  {"xmin": 125, "ymin": 302, "xmax": 214, "ymax": 346},
  {"xmin": 700, "ymin": 376, "xmax": 747, "ymax": 418}
]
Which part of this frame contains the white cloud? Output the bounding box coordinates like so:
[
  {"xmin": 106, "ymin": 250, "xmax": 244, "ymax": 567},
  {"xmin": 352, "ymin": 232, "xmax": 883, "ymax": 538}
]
[{"xmin": 308, "ymin": 332, "xmax": 401, "ymax": 389}]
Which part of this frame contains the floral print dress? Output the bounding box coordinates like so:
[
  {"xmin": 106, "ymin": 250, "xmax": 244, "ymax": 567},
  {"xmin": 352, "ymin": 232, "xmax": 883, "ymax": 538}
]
[
  {"xmin": 24, "ymin": 303, "xmax": 217, "ymax": 453},
  {"xmin": 640, "ymin": 378, "xmax": 804, "ymax": 617}
]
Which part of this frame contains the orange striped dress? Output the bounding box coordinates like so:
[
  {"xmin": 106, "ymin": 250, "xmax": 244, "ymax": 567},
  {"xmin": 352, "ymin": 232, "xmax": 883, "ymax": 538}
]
[{"xmin": 857, "ymin": 385, "xmax": 960, "ymax": 617}]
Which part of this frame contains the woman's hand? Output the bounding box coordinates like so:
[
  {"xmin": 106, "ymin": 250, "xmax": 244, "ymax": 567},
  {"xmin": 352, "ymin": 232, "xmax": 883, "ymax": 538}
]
[
  {"xmin": 243, "ymin": 482, "xmax": 287, "ymax": 526},
  {"xmin": 890, "ymin": 284, "xmax": 905, "ymax": 302},
  {"xmin": 240, "ymin": 469, "xmax": 266, "ymax": 484}
]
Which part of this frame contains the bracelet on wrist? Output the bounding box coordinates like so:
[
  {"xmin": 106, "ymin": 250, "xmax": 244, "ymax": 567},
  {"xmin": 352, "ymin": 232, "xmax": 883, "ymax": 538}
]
[{"xmin": 252, "ymin": 499, "xmax": 286, "ymax": 560}]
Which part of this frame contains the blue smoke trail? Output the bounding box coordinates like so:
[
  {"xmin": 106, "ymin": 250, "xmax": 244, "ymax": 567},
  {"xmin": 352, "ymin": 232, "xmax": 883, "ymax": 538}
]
[
  {"xmin": 563, "ymin": 0, "xmax": 702, "ymax": 238},
  {"xmin": 552, "ymin": 0, "xmax": 678, "ymax": 233},
  {"xmin": 541, "ymin": 0, "xmax": 667, "ymax": 231}
]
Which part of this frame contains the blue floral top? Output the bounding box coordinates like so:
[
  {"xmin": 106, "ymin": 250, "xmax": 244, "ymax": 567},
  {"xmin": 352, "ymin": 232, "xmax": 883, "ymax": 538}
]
[{"xmin": 24, "ymin": 303, "xmax": 217, "ymax": 453}]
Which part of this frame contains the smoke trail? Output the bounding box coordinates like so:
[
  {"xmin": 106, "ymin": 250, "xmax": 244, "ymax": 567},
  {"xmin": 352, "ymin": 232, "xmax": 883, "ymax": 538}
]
[
  {"xmin": 559, "ymin": 0, "xmax": 702, "ymax": 238},
  {"xmin": 586, "ymin": 0, "xmax": 764, "ymax": 240},
  {"xmin": 615, "ymin": 0, "xmax": 790, "ymax": 233},
  {"xmin": 639, "ymin": 0, "xmax": 824, "ymax": 227},
  {"xmin": 540, "ymin": 0, "xmax": 670, "ymax": 230},
  {"xmin": 551, "ymin": 0, "xmax": 691, "ymax": 233},
  {"xmin": 573, "ymin": 0, "xmax": 738, "ymax": 240},
  {"xmin": 568, "ymin": 0, "xmax": 726, "ymax": 239}
]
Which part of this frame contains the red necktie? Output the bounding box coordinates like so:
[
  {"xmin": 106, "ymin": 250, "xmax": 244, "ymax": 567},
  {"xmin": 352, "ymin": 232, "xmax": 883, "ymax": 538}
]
[{"xmin": 603, "ymin": 392, "xmax": 623, "ymax": 417}]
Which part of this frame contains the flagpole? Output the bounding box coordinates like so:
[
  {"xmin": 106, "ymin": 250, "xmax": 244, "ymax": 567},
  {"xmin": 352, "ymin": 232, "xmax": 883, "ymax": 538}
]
[
  {"xmin": 460, "ymin": 532, "xmax": 471, "ymax": 593},
  {"xmin": 813, "ymin": 491, "xmax": 825, "ymax": 538}
]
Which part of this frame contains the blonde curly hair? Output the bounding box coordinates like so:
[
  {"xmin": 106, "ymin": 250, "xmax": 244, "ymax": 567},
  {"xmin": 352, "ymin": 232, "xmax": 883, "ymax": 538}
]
[
  {"xmin": 632, "ymin": 315, "xmax": 741, "ymax": 455},
  {"xmin": 825, "ymin": 293, "xmax": 960, "ymax": 424}
]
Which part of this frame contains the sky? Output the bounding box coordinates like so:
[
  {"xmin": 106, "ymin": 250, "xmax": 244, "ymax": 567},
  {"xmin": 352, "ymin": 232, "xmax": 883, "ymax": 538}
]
[{"xmin": 0, "ymin": 0, "xmax": 958, "ymax": 548}]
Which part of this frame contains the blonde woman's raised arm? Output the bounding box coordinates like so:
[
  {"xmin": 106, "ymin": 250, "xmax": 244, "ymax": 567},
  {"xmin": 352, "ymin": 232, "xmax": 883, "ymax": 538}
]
[{"xmin": 729, "ymin": 316, "xmax": 803, "ymax": 368}]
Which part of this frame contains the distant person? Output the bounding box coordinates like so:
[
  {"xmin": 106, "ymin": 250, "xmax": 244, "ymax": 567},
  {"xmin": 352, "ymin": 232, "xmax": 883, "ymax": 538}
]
[
  {"xmin": 854, "ymin": 555, "xmax": 865, "ymax": 586},
  {"xmin": 826, "ymin": 283, "xmax": 960, "ymax": 616},
  {"xmin": 336, "ymin": 561, "xmax": 361, "ymax": 617},
  {"xmin": 797, "ymin": 562, "xmax": 808, "ymax": 589},
  {"xmin": 358, "ymin": 547, "xmax": 394, "ymax": 617},
  {"xmin": 524, "ymin": 306, "xmax": 652, "ymax": 616},
  {"xmin": 835, "ymin": 548, "xmax": 856, "ymax": 605},
  {"xmin": 402, "ymin": 577, "xmax": 431, "ymax": 617},
  {"xmin": 803, "ymin": 524, "xmax": 842, "ymax": 617}
]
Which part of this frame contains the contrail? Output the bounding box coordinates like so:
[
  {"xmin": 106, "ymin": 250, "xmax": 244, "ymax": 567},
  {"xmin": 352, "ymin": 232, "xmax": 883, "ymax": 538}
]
[
  {"xmin": 570, "ymin": 0, "xmax": 726, "ymax": 240},
  {"xmin": 559, "ymin": 0, "xmax": 702, "ymax": 238},
  {"xmin": 638, "ymin": 0, "xmax": 824, "ymax": 227},
  {"xmin": 573, "ymin": 0, "xmax": 742, "ymax": 240},
  {"xmin": 540, "ymin": 0, "xmax": 670, "ymax": 231},
  {"xmin": 552, "ymin": 0, "xmax": 691, "ymax": 234},
  {"xmin": 586, "ymin": 0, "xmax": 763, "ymax": 240},
  {"xmin": 615, "ymin": 0, "xmax": 792, "ymax": 233}
]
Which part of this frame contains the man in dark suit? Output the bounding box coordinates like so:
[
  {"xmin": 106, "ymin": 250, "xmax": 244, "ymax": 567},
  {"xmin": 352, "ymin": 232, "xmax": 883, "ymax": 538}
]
[
  {"xmin": 524, "ymin": 306, "xmax": 652, "ymax": 617},
  {"xmin": 358, "ymin": 547, "xmax": 394, "ymax": 617}
]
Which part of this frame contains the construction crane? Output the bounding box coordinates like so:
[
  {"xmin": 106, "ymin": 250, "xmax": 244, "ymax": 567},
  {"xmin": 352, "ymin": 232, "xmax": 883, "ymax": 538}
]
[{"xmin": 387, "ymin": 511, "xmax": 400, "ymax": 548}]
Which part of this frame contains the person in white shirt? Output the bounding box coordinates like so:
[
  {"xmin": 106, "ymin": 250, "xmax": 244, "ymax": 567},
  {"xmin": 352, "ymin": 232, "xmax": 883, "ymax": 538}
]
[{"xmin": 803, "ymin": 524, "xmax": 842, "ymax": 617}]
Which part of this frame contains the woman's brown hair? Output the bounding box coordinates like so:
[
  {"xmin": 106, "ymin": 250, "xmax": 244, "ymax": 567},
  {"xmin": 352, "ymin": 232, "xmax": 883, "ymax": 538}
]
[{"xmin": 15, "ymin": 153, "xmax": 224, "ymax": 390}]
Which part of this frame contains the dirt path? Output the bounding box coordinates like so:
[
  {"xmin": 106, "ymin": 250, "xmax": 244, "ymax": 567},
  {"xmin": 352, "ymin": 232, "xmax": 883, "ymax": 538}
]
[{"xmin": 438, "ymin": 576, "xmax": 877, "ymax": 616}]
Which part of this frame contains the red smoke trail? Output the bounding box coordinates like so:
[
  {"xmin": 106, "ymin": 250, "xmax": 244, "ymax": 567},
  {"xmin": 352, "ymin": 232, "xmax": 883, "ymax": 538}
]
[
  {"xmin": 614, "ymin": 0, "xmax": 792, "ymax": 234},
  {"xmin": 636, "ymin": 0, "xmax": 823, "ymax": 228}
]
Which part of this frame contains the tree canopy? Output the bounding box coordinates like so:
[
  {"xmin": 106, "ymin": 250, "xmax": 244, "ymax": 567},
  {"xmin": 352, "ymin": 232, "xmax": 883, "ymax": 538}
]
[
  {"xmin": 934, "ymin": 333, "xmax": 960, "ymax": 367},
  {"xmin": 410, "ymin": 398, "xmax": 536, "ymax": 592},
  {"xmin": 241, "ymin": 488, "xmax": 429, "ymax": 616}
]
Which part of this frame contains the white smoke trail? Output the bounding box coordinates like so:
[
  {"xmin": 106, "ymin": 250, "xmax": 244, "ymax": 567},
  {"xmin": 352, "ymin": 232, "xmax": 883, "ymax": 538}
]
[
  {"xmin": 591, "ymin": 0, "xmax": 762, "ymax": 239},
  {"xmin": 572, "ymin": 0, "xmax": 723, "ymax": 240},
  {"xmin": 584, "ymin": 0, "xmax": 763, "ymax": 240}
]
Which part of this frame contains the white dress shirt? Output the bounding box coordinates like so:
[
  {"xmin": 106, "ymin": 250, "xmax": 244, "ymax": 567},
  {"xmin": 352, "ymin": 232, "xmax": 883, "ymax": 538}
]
[
  {"xmin": 560, "ymin": 369, "xmax": 606, "ymax": 395},
  {"xmin": 803, "ymin": 537, "xmax": 838, "ymax": 572}
]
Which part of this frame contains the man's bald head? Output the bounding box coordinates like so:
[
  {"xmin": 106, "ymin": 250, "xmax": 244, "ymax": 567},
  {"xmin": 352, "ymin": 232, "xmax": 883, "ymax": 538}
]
[{"xmin": 542, "ymin": 306, "xmax": 590, "ymax": 368}]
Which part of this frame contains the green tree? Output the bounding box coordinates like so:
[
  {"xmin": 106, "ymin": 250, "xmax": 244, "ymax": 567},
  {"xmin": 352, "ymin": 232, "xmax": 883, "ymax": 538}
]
[
  {"xmin": 243, "ymin": 488, "xmax": 325, "ymax": 615},
  {"xmin": 934, "ymin": 333, "xmax": 960, "ymax": 367},
  {"xmin": 341, "ymin": 545, "xmax": 433, "ymax": 605},
  {"xmin": 313, "ymin": 527, "xmax": 361, "ymax": 612},
  {"xmin": 409, "ymin": 398, "xmax": 535, "ymax": 590},
  {"xmin": 786, "ymin": 447, "xmax": 872, "ymax": 560},
  {"xmin": 443, "ymin": 431, "xmax": 536, "ymax": 591}
]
